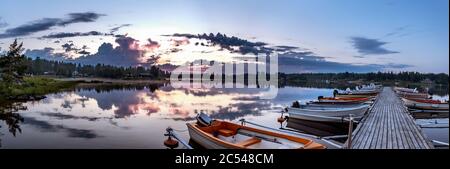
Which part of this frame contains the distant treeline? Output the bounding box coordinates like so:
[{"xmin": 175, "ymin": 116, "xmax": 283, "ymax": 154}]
[
  {"xmin": 16, "ymin": 57, "xmax": 450, "ymax": 85},
  {"xmin": 24, "ymin": 57, "xmax": 169, "ymax": 79},
  {"xmin": 279, "ymin": 72, "xmax": 449, "ymax": 85}
]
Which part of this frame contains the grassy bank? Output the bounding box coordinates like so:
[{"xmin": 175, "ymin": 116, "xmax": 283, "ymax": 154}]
[{"xmin": 0, "ymin": 77, "xmax": 78, "ymax": 101}]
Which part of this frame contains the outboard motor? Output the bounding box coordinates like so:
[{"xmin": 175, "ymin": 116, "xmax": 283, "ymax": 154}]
[
  {"xmin": 333, "ymin": 90, "xmax": 339, "ymax": 98},
  {"xmin": 196, "ymin": 113, "xmax": 214, "ymax": 127},
  {"xmin": 318, "ymin": 96, "xmax": 324, "ymax": 100},
  {"xmin": 292, "ymin": 101, "xmax": 301, "ymax": 108}
]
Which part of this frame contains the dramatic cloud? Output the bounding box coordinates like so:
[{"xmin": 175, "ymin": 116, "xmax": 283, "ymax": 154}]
[
  {"xmin": 277, "ymin": 52, "xmax": 410, "ymax": 73},
  {"xmin": 78, "ymin": 50, "xmax": 91, "ymax": 55},
  {"xmin": 25, "ymin": 43, "xmax": 90, "ymax": 59},
  {"xmin": 58, "ymin": 12, "xmax": 104, "ymax": 26},
  {"xmin": 24, "ymin": 47, "xmax": 66, "ymax": 61},
  {"xmin": 0, "ymin": 12, "xmax": 104, "ymax": 39},
  {"xmin": 40, "ymin": 23, "xmax": 129, "ymax": 39},
  {"xmin": 274, "ymin": 45, "xmax": 299, "ymax": 52},
  {"xmin": 170, "ymin": 37, "xmax": 190, "ymax": 47},
  {"xmin": 61, "ymin": 43, "xmax": 79, "ymax": 52},
  {"xmin": 41, "ymin": 31, "xmax": 106, "ymax": 39},
  {"xmin": 0, "ymin": 18, "xmax": 61, "ymax": 38},
  {"xmin": 75, "ymin": 35, "xmax": 160, "ymax": 66},
  {"xmin": 168, "ymin": 33, "xmax": 271, "ymax": 54},
  {"xmin": 23, "ymin": 32, "xmax": 410, "ymax": 73},
  {"xmin": 110, "ymin": 24, "xmax": 132, "ymax": 34},
  {"xmin": 143, "ymin": 38, "xmax": 160, "ymax": 50},
  {"xmin": 350, "ymin": 37, "xmax": 399, "ymax": 55}
]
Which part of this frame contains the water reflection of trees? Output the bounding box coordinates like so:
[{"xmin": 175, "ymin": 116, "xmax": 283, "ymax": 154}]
[
  {"xmin": 279, "ymin": 81, "xmax": 348, "ymax": 90},
  {"xmin": 0, "ymin": 102, "xmax": 26, "ymax": 147},
  {"xmin": 428, "ymin": 85, "xmax": 449, "ymax": 97},
  {"xmin": 76, "ymin": 83, "xmax": 165, "ymax": 93}
]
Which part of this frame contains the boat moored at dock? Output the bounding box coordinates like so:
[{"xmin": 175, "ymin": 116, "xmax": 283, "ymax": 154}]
[
  {"xmin": 394, "ymin": 87, "xmax": 418, "ymax": 93},
  {"xmin": 186, "ymin": 113, "xmax": 327, "ymax": 149},
  {"xmin": 402, "ymin": 98, "xmax": 449, "ymax": 111},
  {"xmin": 397, "ymin": 91, "xmax": 430, "ymax": 99},
  {"xmin": 315, "ymin": 96, "xmax": 371, "ymax": 104},
  {"xmin": 286, "ymin": 104, "xmax": 370, "ymax": 123}
]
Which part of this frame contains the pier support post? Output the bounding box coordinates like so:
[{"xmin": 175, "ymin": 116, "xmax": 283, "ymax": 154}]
[{"xmin": 346, "ymin": 114, "xmax": 354, "ymax": 149}]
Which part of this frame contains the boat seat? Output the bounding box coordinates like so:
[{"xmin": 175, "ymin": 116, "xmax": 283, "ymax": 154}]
[
  {"xmin": 236, "ymin": 137, "xmax": 261, "ymax": 147},
  {"xmin": 217, "ymin": 129, "xmax": 235, "ymax": 137}
]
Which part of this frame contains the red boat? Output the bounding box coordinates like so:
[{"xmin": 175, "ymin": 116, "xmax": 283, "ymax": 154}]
[
  {"xmin": 406, "ymin": 98, "xmax": 446, "ymax": 104},
  {"xmin": 316, "ymin": 96, "xmax": 370, "ymax": 104}
]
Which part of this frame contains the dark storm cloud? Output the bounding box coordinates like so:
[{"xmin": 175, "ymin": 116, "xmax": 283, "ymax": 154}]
[
  {"xmin": 350, "ymin": 37, "xmax": 399, "ymax": 55},
  {"xmin": 41, "ymin": 31, "xmax": 106, "ymax": 39},
  {"xmin": 0, "ymin": 12, "xmax": 104, "ymax": 39}
]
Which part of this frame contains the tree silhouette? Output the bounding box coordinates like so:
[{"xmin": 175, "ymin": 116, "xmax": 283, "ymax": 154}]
[{"xmin": 0, "ymin": 39, "xmax": 27, "ymax": 84}]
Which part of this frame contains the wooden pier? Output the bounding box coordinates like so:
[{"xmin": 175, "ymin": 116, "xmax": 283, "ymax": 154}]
[{"xmin": 348, "ymin": 87, "xmax": 434, "ymax": 149}]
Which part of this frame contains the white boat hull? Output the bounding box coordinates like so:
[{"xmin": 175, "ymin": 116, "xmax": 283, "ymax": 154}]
[
  {"xmin": 287, "ymin": 105, "xmax": 369, "ymax": 123},
  {"xmin": 394, "ymin": 87, "xmax": 417, "ymax": 93},
  {"xmin": 398, "ymin": 92, "xmax": 429, "ymax": 99},
  {"xmin": 188, "ymin": 125, "xmax": 229, "ymax": 149},
  {"xmin": 402, "ymin": 98, "xmax": 449, "ymax": 110},
  {"xmin": 187, "ymin": 121, "xmax": 326, "ymax": 149},
  {"xmin": 288, "ymin": 113, "xmax": 363, "ymax": 123}
]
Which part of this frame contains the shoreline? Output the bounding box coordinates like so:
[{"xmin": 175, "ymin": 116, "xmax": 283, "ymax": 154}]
[{"xmin": 56, "ymin": 77, "xmax": 168, "ymax": 86}]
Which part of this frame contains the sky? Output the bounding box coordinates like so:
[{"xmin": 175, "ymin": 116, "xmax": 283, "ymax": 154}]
[{"xmin": 0, "ymin": 0, "xmax": 448, "ymax": 73}]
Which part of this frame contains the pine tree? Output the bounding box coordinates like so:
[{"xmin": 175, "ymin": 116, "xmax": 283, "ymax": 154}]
[{"xmin": 0, "ymin": 39, "xmax": 27, "ymax": 84}]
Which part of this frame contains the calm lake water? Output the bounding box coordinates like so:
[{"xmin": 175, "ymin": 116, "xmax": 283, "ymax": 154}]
[{"xmin": 1, "ymin": 84, "xmax": 448, "ymax": 148}]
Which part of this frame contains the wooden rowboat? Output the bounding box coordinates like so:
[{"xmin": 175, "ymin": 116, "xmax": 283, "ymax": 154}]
[
  {"xmin": 306, "ymin": 102, "xmax": 368, "ymax": 108},
  {"xmin": 394, "ymin": 87, "xmax": 418, "ymax": 93},
  {"xmin": 338, "ymin": 90, "xmax": 378, "ymax": 95},
  {"xmin": 398, "ymin": 92, "xmax": 429, "ymax": 99},
  {"xmin": 287, "ymin": 104, "xmax": 370, "ymax": 123},
  {"xmin": 335, "ymin": 93, "xmax": 376, "ymax": 98},
  {"xmin": 320, "ymin": 97, "xmax": 369, "ymax": 101},
  {"xmin": 187, "ymin": 114, "xmax": 326, "ymax": 149},
  {"xmin": 406, "ymin": 98, "xmax": 447, "ymax": 104},
  {"xmin": 316, "ymin": 97, "xmax": 370, "ymax": 104},
  {"xmin": 402, "ymin": 98, "xmax": 449, "ymax": 110}
]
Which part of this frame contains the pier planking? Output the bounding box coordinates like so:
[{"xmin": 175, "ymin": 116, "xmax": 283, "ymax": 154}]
[{"xmin": 349, "ymin": 87, "xmax": 433, "ymax": 149}]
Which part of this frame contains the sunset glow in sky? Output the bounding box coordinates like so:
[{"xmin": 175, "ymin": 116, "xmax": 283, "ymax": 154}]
[{"xmin": 0, "ymin": 0, "xmax": 448, "ymax": 73}]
